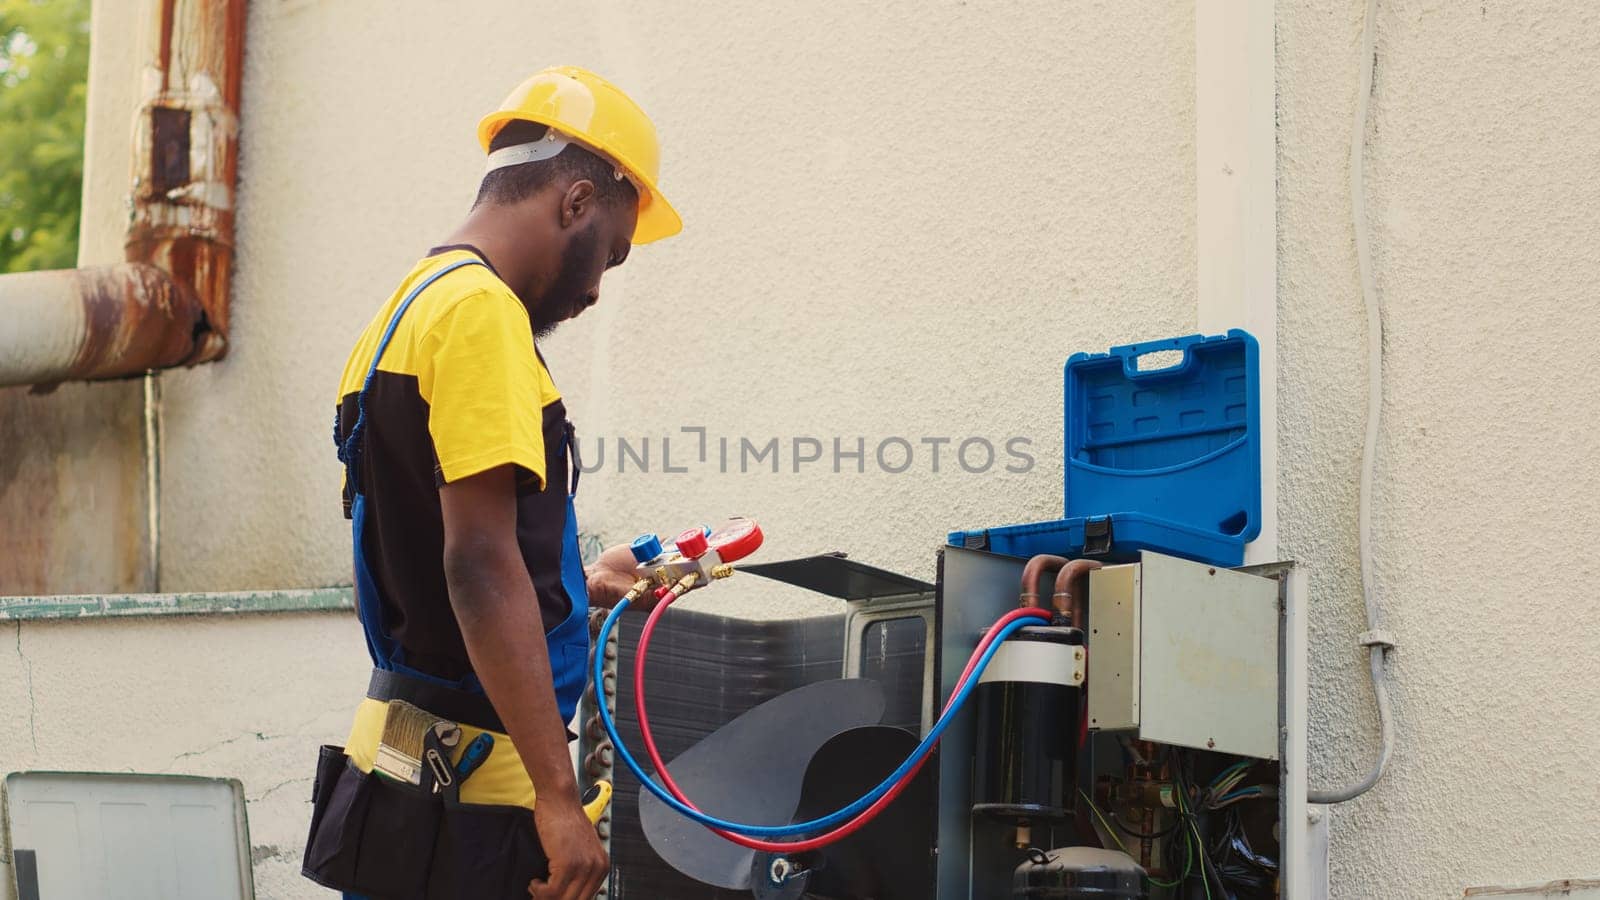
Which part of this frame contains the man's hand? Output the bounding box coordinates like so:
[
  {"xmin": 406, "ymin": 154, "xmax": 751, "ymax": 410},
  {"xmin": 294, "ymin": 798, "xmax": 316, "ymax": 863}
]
[
  {"xmin": 529, "ymin": 796, "xmax": 608, "ymax": 900},
  {"xmin": 585, "ymin": 541, "xmax": 656, "ymax": 609}
]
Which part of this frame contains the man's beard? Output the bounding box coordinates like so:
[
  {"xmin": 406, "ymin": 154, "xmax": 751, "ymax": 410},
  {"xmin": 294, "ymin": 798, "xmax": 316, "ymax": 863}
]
[{"xmin": 530, "ymin": 223, "xmax": 600, "ymax": 340}]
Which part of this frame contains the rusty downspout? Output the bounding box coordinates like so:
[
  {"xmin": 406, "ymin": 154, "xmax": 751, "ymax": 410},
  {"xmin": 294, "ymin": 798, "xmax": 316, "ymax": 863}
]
[{"xmin": 0, "ymin": 0, "xmax": 244, "ymax": 388}]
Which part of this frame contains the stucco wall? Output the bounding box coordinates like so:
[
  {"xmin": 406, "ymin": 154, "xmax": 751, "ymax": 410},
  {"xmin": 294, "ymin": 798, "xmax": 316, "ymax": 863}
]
[
  {"xmin": 6, "ymin": 1, "xmax": 1600, "ymax": 898},
  {"xmin": 1277, "ymin": 2, "xmax": 1600, "ymax": 895},
  {"xmin": 152, "ymin": 0, "xmax": 1199, "ymax": 603}
]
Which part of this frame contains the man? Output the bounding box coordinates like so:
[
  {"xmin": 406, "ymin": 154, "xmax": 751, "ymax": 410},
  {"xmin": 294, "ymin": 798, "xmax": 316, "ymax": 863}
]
[{"xmin": 304, "ymin": 66, "xmax": 680, "ymax": 900}]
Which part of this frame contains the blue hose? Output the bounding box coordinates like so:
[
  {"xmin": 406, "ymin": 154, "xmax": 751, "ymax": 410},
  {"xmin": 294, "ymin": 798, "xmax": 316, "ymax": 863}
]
[{"xmin": 593, "ymin": 598, "xmax": 1037, "ymax": 837}]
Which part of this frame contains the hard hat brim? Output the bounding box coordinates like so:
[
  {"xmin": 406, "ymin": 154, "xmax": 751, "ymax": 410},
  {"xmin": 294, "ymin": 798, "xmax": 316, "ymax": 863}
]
[
  {"xmin": 478, "ymin": 111, "xmax": 682, "ymax": 245},
  {"xmin": 630, "ymin": 189, "xmax": 683, "ymax": 245}
]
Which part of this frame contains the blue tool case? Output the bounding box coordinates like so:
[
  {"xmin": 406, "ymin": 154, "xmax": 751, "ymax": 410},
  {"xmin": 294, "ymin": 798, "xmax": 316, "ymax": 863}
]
[{"xmin": 949, "ymin": 330, "xmax": 1261, "ymax": 567}]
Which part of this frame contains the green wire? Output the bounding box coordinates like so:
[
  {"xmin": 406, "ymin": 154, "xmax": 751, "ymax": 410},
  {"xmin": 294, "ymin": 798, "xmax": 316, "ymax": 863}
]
[
  {"xmin": 1189, "ymin": 816, "xmax": 1213, "ymax": 900},
  {"xmin": 1077, "ymin": 788, "xmax": 1131, "ymax": 855},
  {"xmin": 1168, "ymin": 767, "xmax": 1212, "ymax": 900},
  {"xmin": 1147, "ymin": 825, "xmax": 1191, "ymax": 890},
  {"xmin": 1080, "ymin": 771, "xmax": 1226, "ymax": 898},
  {"xmin": 1078, "ymin": 787, "xmax": 1188, "ymax": 890}
]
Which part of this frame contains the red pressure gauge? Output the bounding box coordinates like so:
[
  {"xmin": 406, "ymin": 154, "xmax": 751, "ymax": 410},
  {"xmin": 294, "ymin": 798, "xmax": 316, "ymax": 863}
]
[{"xmin": 704, "ymin": 517, "xmax": 764, "ymax": 563}]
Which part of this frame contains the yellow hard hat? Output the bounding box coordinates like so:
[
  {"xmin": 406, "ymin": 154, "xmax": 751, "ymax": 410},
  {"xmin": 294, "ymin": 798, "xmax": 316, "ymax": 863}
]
[{"xmin": 478, "ymin": 66, "xmax": 682, "ymax": 244}]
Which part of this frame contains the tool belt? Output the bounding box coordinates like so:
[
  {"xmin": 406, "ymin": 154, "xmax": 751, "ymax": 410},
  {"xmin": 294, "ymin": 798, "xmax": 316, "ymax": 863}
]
[
  {"xmin": 301, "ymin": 671, "xmax": 551, "ymax": 899},
  {"xmin": 365, "ymin": 667, "xmax": 506, "ymax": 733}
]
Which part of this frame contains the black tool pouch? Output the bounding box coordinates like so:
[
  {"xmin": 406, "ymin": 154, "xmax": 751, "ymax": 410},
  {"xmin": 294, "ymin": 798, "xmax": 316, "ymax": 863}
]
[
  {"xmin": 426, "ymin": 795, "xmax": 550, "ymax": 897},
  {"xmin": 302, "ymin": 744, "xmax": 442, "ymax": 898},
  {"xmin": 302, "ymin": 744, "xmax": 551, "ymax": 899}
]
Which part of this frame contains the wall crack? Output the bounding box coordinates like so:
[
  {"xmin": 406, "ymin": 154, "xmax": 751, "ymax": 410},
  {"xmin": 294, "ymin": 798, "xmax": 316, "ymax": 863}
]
[
  {"xmin": 15, "ymin": 622, "xmax": 37, "ymax": 754},
  {"xmin": 162, "ymin": 706, "xmax": 348, "ymax": 772},
  {"xmin": 247, "ymin": 776, "xmax": 311, "ymax": 804},
  {"xmin": 163, "ymin": 730, "xmax": 271, "ymax": 771}
]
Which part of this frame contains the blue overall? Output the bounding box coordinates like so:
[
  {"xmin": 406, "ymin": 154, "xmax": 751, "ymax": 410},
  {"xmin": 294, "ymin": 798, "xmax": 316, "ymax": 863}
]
[
  {"xmin": 332, "ymin": 259, "xmax": 591, "ymax": 899},
  {"xmin": 333, "ymin": 257, "xmax": 592, "ymax": 735}
]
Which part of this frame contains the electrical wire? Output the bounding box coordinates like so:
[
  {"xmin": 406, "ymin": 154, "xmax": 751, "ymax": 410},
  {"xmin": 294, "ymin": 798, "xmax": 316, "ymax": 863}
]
[
  {"xmin": 1205, "ymin": 767, "xmax": 1251, "ymax": 807},
  {"xmin": 1195, "ymin": 822, "xmax": 1228, "ymax": 900},
  {"xmin": 1212, "ymin": 788, "xmax": 1266, "ymax": 809},
  {"xmin": 1079, "ymin": 785, "xmax": 1194, "ymax": 897},
  {"xmin": 1077, "ymin": 788, "xmax": 1131, "ymax": 855},
  {"xmin": 1111, "ymin": 808, "xmax": 1179, "ymax": 841},
  {"xmin": 592, "ymin": 598, "xmax": 1048, "ymax": 844},
  {"xmin": 1221, "ymin": 808, "xmax": 1277, "ymax": 873},
  {"xmin": 1206, "ymin": 791, "xmax": 1278, "ymax": 897},
  {"xmin": 1172, "ymin": 768, "xmax": 1213, "ymax": 900},
  {"xmin": 1207, "ymin": 761, "xmax": 1250, "ymax": 793},
  {"xmin": 1150, "ymin": 829, "xmax": 1192, "ymax": 891},
  {"xmin": 1310, "ymin": 0, "xmax": 1397, "ymax": 806},
  {"xmin": 1191, "ymin": 818, "xmax": 1217, "ymax": 900}
]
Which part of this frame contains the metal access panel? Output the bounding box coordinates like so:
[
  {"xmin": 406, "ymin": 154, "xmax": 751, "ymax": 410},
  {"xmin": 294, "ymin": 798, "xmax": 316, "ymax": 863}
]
[
  {"xmin": 1087, "ymin": 551, "xmax": 1280, "ymax": 759},
  {"xmin": 4, "ymin": 772, "xmax": 254, "ymax": 900},
  {"xmin": 1085, "ymin": 563, "xmax": 1141, "ymax": 731}
]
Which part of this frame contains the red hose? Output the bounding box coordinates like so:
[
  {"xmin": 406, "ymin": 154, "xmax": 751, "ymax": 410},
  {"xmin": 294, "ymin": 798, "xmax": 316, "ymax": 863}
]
[{"xmin": 633, "ymin": 597, "xmax": 1049, "ymax": 853}]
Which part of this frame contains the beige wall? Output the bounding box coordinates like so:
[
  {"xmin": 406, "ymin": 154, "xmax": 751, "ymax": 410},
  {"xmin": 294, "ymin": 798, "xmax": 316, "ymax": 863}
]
[
  {"xmin": 1278, "ymin": 2, "xmax": 1600, "ymax": 894},
  {"xmin": 152, "ymin": 0, "xmax": 1199, "ymax": 598},
  {"xmin": 5, "ymin": 0, "xmax": 1600, "ymax": 897}
]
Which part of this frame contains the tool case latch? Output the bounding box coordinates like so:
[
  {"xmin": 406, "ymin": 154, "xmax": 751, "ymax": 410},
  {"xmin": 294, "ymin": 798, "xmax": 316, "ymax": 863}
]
[{"xmin": 1082, "ymin": 517, "xmax": 1114, "ymax": 556}]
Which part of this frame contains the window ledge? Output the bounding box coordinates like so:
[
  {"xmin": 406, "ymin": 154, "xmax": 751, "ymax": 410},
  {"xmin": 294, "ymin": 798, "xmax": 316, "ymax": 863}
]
[{"xmin": 0, "ymin": 587, "xmax": 354, "ymax": 621}]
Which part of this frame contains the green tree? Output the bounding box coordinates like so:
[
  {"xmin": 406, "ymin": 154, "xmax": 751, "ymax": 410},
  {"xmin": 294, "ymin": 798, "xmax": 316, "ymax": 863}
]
[{"xmin": 0, "ymin": 0, "xmax": 90, "ymax": 273}]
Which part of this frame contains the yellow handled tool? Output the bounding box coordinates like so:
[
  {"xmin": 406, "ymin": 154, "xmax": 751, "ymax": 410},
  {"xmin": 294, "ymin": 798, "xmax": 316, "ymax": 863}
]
[{"xmin": 582, "ymin": 780, "xmax": 613, "ymax": 824}]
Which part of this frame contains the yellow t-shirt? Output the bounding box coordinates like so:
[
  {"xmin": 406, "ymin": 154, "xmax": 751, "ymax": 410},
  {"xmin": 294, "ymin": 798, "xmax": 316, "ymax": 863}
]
[
  {"xmin": 334, "ymin": 247, "xmax": 588, "ymax": 808},
  {"xmin": 337, "ymin": 248, "xmax": 557, "ymax": 489}
]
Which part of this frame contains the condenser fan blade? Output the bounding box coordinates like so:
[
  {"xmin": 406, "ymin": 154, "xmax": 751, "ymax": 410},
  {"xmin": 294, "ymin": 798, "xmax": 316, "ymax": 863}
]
[
  {"xmin": 639, "ymin": 678, "xmax": 886, "ymax": 890},
  {"xmin": 754, "ymin": 725, "xmax": 936, "ymax": 900}
]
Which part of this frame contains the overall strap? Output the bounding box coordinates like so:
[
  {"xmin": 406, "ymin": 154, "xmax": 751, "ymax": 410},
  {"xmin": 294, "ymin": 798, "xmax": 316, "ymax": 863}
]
[
  {"xmin": 564, "ymin": 420, "xmax": 582, "ymax": 496},
  {"xmin": 333, "ymin": 258, "xmax": 487, "ymax": 481}
]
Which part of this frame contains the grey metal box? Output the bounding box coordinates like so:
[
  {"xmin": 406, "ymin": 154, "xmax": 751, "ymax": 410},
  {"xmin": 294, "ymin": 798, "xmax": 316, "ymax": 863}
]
[
  {"xmin": 1087, "ymin": 551, "xmax": 1280, "ymax": 760},
  {"xmin": 4, "ymin": 772, "xmax": 254, "ymax": 900}
]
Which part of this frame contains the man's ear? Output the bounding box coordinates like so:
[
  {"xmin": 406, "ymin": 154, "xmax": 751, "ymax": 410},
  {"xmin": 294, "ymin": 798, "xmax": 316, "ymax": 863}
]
[{"xmin": 559, "ymin": 179, "xmax": 597, "ymax": 229}]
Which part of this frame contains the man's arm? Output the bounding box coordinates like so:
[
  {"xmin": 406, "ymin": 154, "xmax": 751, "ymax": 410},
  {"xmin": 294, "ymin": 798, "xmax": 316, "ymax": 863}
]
[{"xmin": 439, "ymin": 464, "xmax": 606, "ymax": 900}]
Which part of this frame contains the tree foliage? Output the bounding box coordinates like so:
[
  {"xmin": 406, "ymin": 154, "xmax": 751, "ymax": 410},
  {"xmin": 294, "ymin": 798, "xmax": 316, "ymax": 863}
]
[{"xmin": 0, "ymin": 0, "xmax": 90, "ymax": 273}]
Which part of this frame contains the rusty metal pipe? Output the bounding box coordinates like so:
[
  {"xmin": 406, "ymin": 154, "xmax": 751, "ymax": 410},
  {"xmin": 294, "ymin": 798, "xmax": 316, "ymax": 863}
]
[
  {"xmin": 0, "ymin": 0, "xmax": 244, "ymax": 388},
  {"xmin": 126, "ymin": 0, "xmax": 246, "ymax": 364},
  {"xmin": 0, "ymin": 265, "xmax": 205, "ymax": 386},
  {"xmin": 1050, "ymin": 559, "xmax": 1103, "ymax": 623},
  {"xmin": 1019, "ymin": 554, "xmax": 1069, "ymax": 609}
]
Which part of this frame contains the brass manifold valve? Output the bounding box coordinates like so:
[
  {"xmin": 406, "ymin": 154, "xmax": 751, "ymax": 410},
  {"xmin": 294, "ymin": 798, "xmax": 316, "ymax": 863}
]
[{"xmin": 624, "ymin": 517, "xmax": 765, "ymax": 602}]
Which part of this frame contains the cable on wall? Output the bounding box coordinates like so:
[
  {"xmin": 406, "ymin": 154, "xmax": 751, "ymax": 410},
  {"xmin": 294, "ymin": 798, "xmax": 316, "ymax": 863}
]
[{"xmin": 1308, "ymin": 0, "xmax": 1398, "ymax": 806}]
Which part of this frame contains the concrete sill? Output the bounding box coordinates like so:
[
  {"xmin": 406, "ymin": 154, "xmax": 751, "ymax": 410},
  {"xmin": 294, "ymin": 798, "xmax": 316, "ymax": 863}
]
[{"xmin": 0, "ymin": 587, "xmax": 354, "ymax": 621}]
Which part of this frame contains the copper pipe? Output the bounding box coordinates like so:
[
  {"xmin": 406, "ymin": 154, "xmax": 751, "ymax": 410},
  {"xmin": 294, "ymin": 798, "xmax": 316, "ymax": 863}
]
[
  {"xmin": 1050, "ymin": 558, "xmax": 1103, "ymax": 623},
  {"xmin": 1018, "ymin": 554, "xmax": 1069, "ymax": 608}
]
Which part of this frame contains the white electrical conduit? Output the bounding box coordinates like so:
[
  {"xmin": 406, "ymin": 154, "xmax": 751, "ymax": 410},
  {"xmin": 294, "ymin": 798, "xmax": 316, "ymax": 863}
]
[{"xmin": 1308, "ymin": 0, "xmax": 1396, "ymax": 805}]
